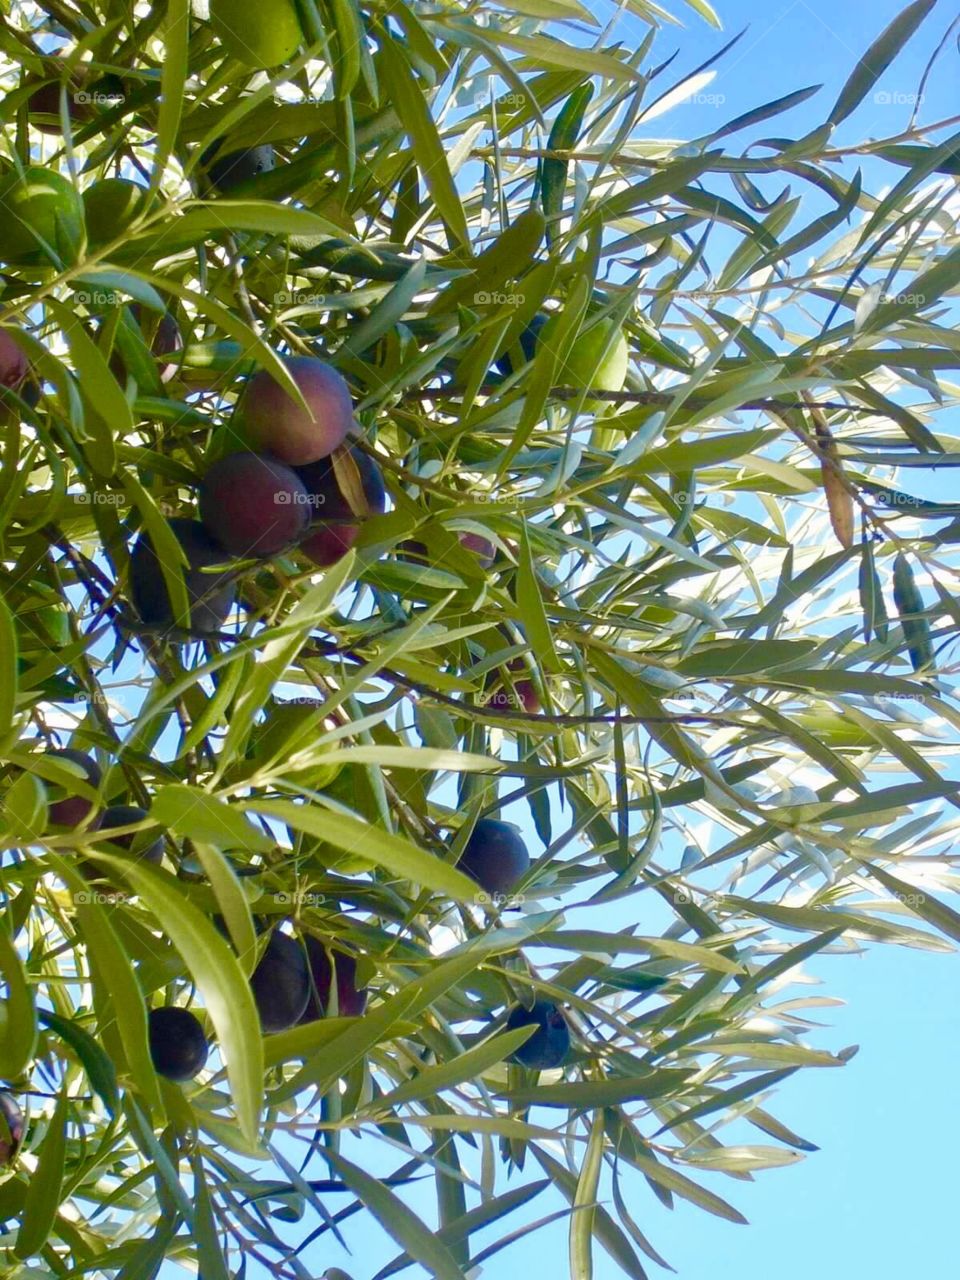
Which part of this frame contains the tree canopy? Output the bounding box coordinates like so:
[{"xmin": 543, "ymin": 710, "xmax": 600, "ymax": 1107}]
[{"xmin": 1, "ymin": 0, "xmax": 959, "ymax": 1277}]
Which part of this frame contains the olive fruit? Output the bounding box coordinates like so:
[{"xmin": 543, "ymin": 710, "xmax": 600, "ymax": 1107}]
[
  {"xmin": 250, "ymin": 931, "xmax": 310, "ymax": 1033},
  {"xmin": 299, "ymin": 937, "xmax": 368, "ymax": 1022},
  {"xmin": 458, "ymin": 818, "xmax": 530, "ymax": 897},
  {"xmin": 240, "ymin": 357, "xmax": 354, "ymax": 467},
  {"xmin": 199, "ymin": 453, "xmax": 310, "ymax": 558},
  {"xmin": 506, "ymin": 1000, "xmax": 570, "ymax": 1069},
  {"xmin": 129, "ymin": 518, "xmax": 235, "ymax": 635},
  {"xmin": 47, "ymin": 748, "xmax": 101, "ymax": 829},
  {"xmin": 148, "ymin": 1006, "xmax": 209, "ymax": 1081}
]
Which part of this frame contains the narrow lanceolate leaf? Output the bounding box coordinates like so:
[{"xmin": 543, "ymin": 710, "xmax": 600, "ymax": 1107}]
[
  {"xmin": 618, "ymin": 1147, "xmax": 748, "ymax": 1225},
  {"xmin": 570, "ymin": 1110, "xmax": 605, "ymax": 1280},
  {"xmin": 892, "ymin": 553, "xmax": 933, "ymax": 672},
  {"xmin": 15, "ymin": 1086, "xmax": 69, "ymax": 1259},
  {"xmin": 860, "ymin": 861, "xmax": 960, "ymax": 945},
  {"xmin": 708, "ymin": 85, "xmax": 821, "ymax": 143},
  {"xmin": 38, "ymin": 1010, "xmax": 119, "ymax": 1117},
  {"xmin": 497, "ymin": 1072, "xmax": 692, "ymax": 1108},
  {"xmin": 371, "ymin": 1028, "xmax": 535, "ymax": 1110},
  {"xmin": 323, "ymin": 1150, "xmax": 468, "ymax": 1280},
  {"xmin": 46, "ymin": 301, "xmax": 123, "ymax": 475},
  {"xmin": 532, "ymin": 1147, "xmax": 650, "ymax": 1280},
  {"xmin": 828, "ymin": 0, "xmax": 938, "ymax": 125},
  {"xmin": 811, "ymin": 408, "xmax": 854, "ymax": 549},
  {"xmin": 244, "ymin": 798, "xmax": 479, "ymax": 903},
  {"xmin": 518, "ymin": 524, "xmax": 562, "ymax": 674},
  {"xmin": 0, "ymin": 588, "xmax": 15, "ymax": 743},
  {"xmin": 541, "ymin": 83, "xmax": 593, "ymax": 240},
  {"xmin": 0, "ymin": 927, "xmax": 35, "ymax": 1079},
  {"xmin": 84, "ymin": 854, "xmax": 264, "ymax": 1148},
  {"xmin": 68, "ymin": 880, "xmax": 164, "ymax": 1118},
  {"xmin": 151, "ymin": 784, "xmax": 273, "ymax": 855},
  {"xmin": 153, "ymin": 0, "xmax": 189, "ymax": 193},
  {"xmin": 377, "ymin": 40, "xmax": 470, "ymax": 249},
  {"xmin": 190, "ymin": 1156, "xmax": 231, "ymax": 1280},
  {"xmin": 859, "ymin": 540, "xmax": 888, "ymax": 642}
]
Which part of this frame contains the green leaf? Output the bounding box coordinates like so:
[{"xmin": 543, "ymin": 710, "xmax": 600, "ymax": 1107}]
[
  {"xmin": 498, "ymin": 1072, "xmax": 692, "ymax": 1108},
  {"xmin": 860, "ymin": 861, "xmax": 960, "ymax": 945},
  {"xmin": 243, "ymin": 798, "xmax": 479, "ymax": 903},
  {"xmin": 46, "ymin": 300, "xmax": 123, "ymax": 476},
  {"xmin": 15, "ymin": 1086, "xmax": 69, "ymax": 1259},
  {"xmin": 152, "ymin": 0, "xmax": 189, "ymax": 193},
  {"xmin": 517, "ymin": 523, "xmax": 562, "ymax": 674},
  {"xmin": 1, "ymin": 771, "xmax": 47, "ymax": 843},
  {"xmin": 323, "ymin": 1149, "xmax": 468, "ymax": 1280},
  {"xmin": 68, "ymin": 880, "xmax": 164, "ymax": 1118},
  {"xmin": 533, "ymin": 1147, "xmax": 651, "ymax": 1280},
  {"xmin": 0, "ymin": 925, "xmax": 35, "ymax": 1079},
  {"xmin": 151, "ymin": 784, "xmax": 274, "ymax": 855},
  {"xmin": 541, "ymin": 83, "xmax": 593, "ymax": 239},
  {"xmin": 38, "ymin": 1009, "xmax": 119, "ymax": 1117},
  {"xmin": 892, "ymin": 553, "xmax": 934, "ymax": 671},
  {"xmin": 828, "ymin": 0, "xmax": 937, "ymax": 125},
  {"xmin": 372, "ymin": 1028, "xmax": 536, "ymax": 1110},
  {"xmin": 376, "ymin": 40, "xmax": 470, "ymax": 249},
  {"xmin": 570, "ymin": 1110, "xmax": 604, "ymax": 1280},
  {"xmin": 0, "ymin": 589, "xmax": 18, "ymax": 747},
  {"xmin": 84, "ymin": 854, "xmax": 264, "ymax": 1148}
]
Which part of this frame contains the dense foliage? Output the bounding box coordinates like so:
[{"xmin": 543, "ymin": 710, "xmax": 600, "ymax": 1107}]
[{"xmin": 1, "ymin": 0, "xmax": 959, "ymax": 1276}]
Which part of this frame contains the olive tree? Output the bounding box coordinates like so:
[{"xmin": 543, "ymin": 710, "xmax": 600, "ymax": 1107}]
[{"xmin": 0, "ymin": 0, "xmax": 958, "ymax": 1276}]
